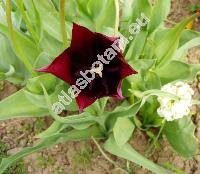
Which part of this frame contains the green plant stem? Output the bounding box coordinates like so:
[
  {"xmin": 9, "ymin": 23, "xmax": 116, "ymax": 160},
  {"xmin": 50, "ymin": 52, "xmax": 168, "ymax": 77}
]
[
  {"xmin": 6, "ymin": 0, "xmax": 36, "ymax": 76},
  {"xmin": 92, "ymin": 137, "xmax": 129, "ymax": 174},
  {"xmin": 60, "ymin": 0, "xmax": 68, "ymax": 47},
  {"xmin": 146, "ymin": 120, "xmax": 166, "ymax": 157},
  {"xmin": 15, "ymin": 0, "xmax": 39, "ymax": 42},
  {"xmin": 114, "ymin": 0, "xmax": 119, "ymax": 36}
]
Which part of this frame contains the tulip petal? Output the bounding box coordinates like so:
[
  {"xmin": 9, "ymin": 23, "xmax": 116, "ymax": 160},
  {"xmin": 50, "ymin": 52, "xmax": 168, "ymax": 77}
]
[
  {"xmin": 37, "ymin": 50, "xmax": 72, "ymax": 84},
  {"xmin": 120, "ymin": 61, "xmax": 138, "ymax": 79},
  {"xmin": 113, "ymin": 81, "xmax": 125, "ymax": 100},
  {"xmin": 71, "ymin": 23, "xmax": 95, "ymax": 53},
  {"xmin": 76, "ymin": 92, "xmax": 97, "ymax": 111}
]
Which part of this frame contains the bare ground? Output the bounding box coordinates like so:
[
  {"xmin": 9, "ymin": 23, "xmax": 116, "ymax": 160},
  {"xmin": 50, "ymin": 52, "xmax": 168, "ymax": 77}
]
[{"xmin": 0, "ymin": 0, "xmax": 200, "ymax": 173}]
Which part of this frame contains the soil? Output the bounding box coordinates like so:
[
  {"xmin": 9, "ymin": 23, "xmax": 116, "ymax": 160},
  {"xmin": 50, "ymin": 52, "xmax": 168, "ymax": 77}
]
[{"xmin": 0, "ymin": 0, "xmax": 200, "ymax": 174}]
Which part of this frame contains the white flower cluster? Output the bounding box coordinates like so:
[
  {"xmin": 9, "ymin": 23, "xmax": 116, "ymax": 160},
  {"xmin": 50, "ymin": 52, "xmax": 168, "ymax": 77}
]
[{"xmin": 157, "ymin": 82, "xmax": 194, "ymax": 121}]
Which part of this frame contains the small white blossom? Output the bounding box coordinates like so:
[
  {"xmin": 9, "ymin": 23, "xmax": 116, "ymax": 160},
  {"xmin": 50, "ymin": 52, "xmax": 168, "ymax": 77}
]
[{"xmin": 157, "ymin": 82, "xmax": 194, "ymax": 121}]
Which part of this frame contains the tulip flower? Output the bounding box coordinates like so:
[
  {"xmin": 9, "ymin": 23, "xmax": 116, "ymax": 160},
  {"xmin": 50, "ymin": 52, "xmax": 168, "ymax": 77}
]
[{"xmin": 37, "ymin": 23, "xmax": 137, "ymax": 111}]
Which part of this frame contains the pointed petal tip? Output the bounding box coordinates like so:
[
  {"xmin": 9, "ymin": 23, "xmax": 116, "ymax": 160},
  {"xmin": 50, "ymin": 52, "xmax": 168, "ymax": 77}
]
[
  {"xmin": 113, "ymin": 82, "xmax": 125, "ymax": 100},
  {"xmin": 115, "ymin": 94, "xmax": 125, "ymax": 100},
  {"xmin": 36, "ymin": 66, "xmax": 50, "ymax": 73}
]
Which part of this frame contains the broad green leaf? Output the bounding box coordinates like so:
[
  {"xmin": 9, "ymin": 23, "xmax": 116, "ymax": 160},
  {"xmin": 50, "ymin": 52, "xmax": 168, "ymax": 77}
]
[
  {"xmin": 26, "ymin": 82, "xmax": 77, "ymax": 111},
  {"xmin": 128, "ymin": 74, "xmax": 146, "ymax": 92},
  {"xmin": 15, "ymin": 0, "xmax": 39, "ymax": 42},
  {"xmin": 155, "ymin": 60, "xmax": 200, "ymax": 84},
  {"xmin": 87, "ymin": 0, "xmax": 107, "ymax": 20},
  {"xmin": 148, "ymin": 0, "xmax": 171, "ymax": 34},
  {"xmin": 131, "ymin": 59, "xmax": 155, "ymax": 73},
  {"xmin": 120, "ymin": 0, "xmax": 134, "ymax": 25},
  {"xmin": 126, "ymin": 30, "xmax": 148, "ymax": 61},
  {"xmin": 36, "ymin": 121, "xmax": 64, "ymax": 138},
  {"xmin": 113, "ymin": 117, "xmax": 135, "ymax": 146},
  {"xmin": 33, "ymin": 52, "xmax": 53, "ymax": 69},
  {"xmin": 0, "ymin": 89, "xmax": 48, "ymax": 120},
  {"xmin": 174, "ymin": 37, "xmax": 200, "ymax": 60},
  {"xmin": 39, "ymin": 31, "xmax": 65, "ymax": 57},
  {"xmin": 37, "ymin": 121, "xmax": 94, "ymax": 139},
  {"xmin": 75, "ymin": 0, "xmax": 116, "ymax": 32},
  {"xmin": 145, "ymin": 71, "xmax": 161, "ymax": 90},
  {"xmin": 22, "ymin": 0, "xmax": 41, "ymax": 36},
  {"xmin": 164, "ymin": 117, "xmax": 198, "ymax": 158},
  {"xmin": 0, "ymin": 33, "xmax": 26, "ymax": 84},
  {"xmin": 120, "ymin": 0, "xmax": 152, "ymax": 38},
  {"xmin": 140, "ymin": 97, "xmax": 162, "ymax": 127},
  {"xmin": 0, "ymin": 125, "xmax": 104, "ymax": 174},
  {"xmin": 94, "ymin": 0, "xmax": 115, "ymax": 32},
  {"xmin": 105, "ymin": 101, "xmax": 141, "ymax": 131},
  {"xmin": 179, "ymin": 29, "xmax": 200, "ymax": 47},
  {"xmin": 156, "ymin": 15, "xmax": 198, "ymax": 68},
  {"xmin": 0, "ymin": 23, "xmax": 40, "ymax": 69},
  {"xmin": 104, "ymin": 135, "xmax": 171, "ymax": 174},
  {"xmin": 26, "ymin": 74, "xmax": 59, "ymax": 95},
  {"xmin": 33, "ymin": 0, "xmax": 71, "ymax": 42},
  {"xmin": 0, "ymin": 80, "xmax": 77, "ymax": 120},
  {"xmin": 70, "ymin": 122, "xmax": 95, "ymax": 130},
  {"xmin": 64, "ymin": 0, "xmax": 77, "ymax": 22}
]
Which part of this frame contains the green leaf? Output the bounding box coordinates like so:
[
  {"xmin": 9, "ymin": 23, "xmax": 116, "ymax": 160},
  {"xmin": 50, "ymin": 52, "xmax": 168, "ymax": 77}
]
[
  {"xmin": 105, "ymin": 101, "xmax": 141, "ymax": 131},
  {"xmin": 0, "ymin": 33, "xmax": 26, "ymax": 84},
  {"xmin": 156, "ymin": 15, "xmax": 198, "ymax": 68},
  {"xmin": 104, "ymin": 135, "xmax": 171, "ymax": 174},
  {"xmin": 113, "ymin": 117, "xmax": 135, "ymax": 146},
  {"xmin": 148, "ymin": 0, "xmax": 171, "ymax": 34},
  {"xmin": 120, "ymin": 0, "xmax": 151, "ymax": 38},
  {"xmin": 75, "ymin": 0, "xmax": 116, "ymax": 32},
  {"xmin": 26, "ymin": 74, "xmax": 59, "ymax": 95},
  {"xmin": 164, "ymin": 117, "xmax": 198, "ymax": 158},
  {"xmin": 0, "ymin": 125, "xmax": 104, "ymax": 174},
  {"xmin": 36, "ymin": 121, "xmax": 64, "ymax": 138},
  {"xmin": 38, "ymin": 31, "xmax": 65, "ymax": 57},
  {"xmin": 94, "ymin": 0, "xmax": 116, "ymax": 31},
  {"xmin": 140, "ymin": 96, "xmax": 162, "ymax": 127},
  {"xmin": 174, "ymin": 37, "xmax": 200, "ymax": 60},
  {"xmin": 0, "ymin": 79, "xmax": 77, "ymax": 120},
  {"xmin": 87, "ymin": 0, "xmax": 107, "ymax": 20},
  {"xmin": 15, "ymin": 0, "xmax": 39, "ymax": 42},
  {"xmin": 23, "ymin": 0, "xmax": 41, "ymax": 30},
  {"xmin": 145, "ymin": 71, "xmax": 161, "ymax": 90},
  {"xmin": 120, "ymin": 0, "xmax": 134, "ymax": 24},
  {"xmin": 0, "ymin": 23, "xmax": 40, "ymax": 65},
  {"xmin": 0, "ymin": 89, "xmax": 48, "ymax": 120},
  {"xmin": 179, "ymin": 29, "xmax": 200, "ymax": 47},
  {"xmin": 33, "ymin": 52, "xmax": 53, "ymax": 69},
  {"xmin": 126, "ymin": 30, "xmax": 148, "ymax": 61},
  {"xmin": 33, "ymin": 0, "xmax": 71, "ymax": 42},
  {"xmin": 131, "ymin": 59, "xmax": 156, "ymax": 74},
  {"xmin": 155, "ymin": 60, "xmax": 200, "ymax": 84}
]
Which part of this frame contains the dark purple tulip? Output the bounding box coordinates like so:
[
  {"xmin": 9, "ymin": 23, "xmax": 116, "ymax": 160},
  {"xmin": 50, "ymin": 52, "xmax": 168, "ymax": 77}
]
[{"xmin": 37, "ymin": 23, "xmax": 137, "ymax": 111}]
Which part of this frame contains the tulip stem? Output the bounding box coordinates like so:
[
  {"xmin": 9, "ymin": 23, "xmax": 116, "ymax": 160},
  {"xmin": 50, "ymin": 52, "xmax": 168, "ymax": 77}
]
[
  {"xmin": 6, "ymin": 0, "xmax": 36, "ymax": 76},
  {"xmin": 60, "ymin": 0, "xmax": 68, "ymax": 47},
  {"xmin": 114, "ymin": 0, "xmax": 119, "ymax": 36}
]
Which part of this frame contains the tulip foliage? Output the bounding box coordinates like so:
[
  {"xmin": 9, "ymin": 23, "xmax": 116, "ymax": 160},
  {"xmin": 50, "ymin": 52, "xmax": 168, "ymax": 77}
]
[{"xmin": 0, "ymin": 0, "xmax": 200, "ymax": 173}]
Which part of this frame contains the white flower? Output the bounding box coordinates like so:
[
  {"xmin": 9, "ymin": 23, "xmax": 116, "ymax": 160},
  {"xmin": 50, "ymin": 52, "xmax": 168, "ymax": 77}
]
[{"xmin": 157, "ymin": 81, "xmax": 194, "ymax": 121}]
